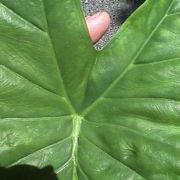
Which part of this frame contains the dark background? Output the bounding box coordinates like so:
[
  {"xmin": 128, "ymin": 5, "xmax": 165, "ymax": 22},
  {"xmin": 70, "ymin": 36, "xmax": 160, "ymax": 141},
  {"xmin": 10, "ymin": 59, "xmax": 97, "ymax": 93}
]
[{"xmin": 81, "ymin": 0, "xmax": 145, "ymax": 49}]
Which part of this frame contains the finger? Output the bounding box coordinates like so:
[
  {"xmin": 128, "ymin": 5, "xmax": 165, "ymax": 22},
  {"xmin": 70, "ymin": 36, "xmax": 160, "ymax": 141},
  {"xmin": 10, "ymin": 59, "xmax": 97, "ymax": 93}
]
[{"xmin": 85, "ymin": 11, "xmax": 110, "ymax": 44}]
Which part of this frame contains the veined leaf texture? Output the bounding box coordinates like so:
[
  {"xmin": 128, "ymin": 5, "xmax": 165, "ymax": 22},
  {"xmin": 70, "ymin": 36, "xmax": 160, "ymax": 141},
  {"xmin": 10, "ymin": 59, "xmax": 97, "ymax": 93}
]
[{"xmin": 0, "ymin": 0, "xmax": 180, "ymax": 179}]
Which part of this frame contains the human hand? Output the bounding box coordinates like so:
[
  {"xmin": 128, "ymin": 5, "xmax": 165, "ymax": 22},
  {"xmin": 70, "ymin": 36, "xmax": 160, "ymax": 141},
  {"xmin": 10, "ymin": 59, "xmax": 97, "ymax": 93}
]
[{"xmin": 85, "ymin": 11, "xmax": 110, "ymax": 44}]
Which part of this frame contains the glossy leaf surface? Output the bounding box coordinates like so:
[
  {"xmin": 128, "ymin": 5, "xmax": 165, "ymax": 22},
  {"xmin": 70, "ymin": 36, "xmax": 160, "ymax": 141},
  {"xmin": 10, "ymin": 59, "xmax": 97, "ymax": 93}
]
[{"xmin": 0, "ymin": 0, "xmax": 180, "ymax": 179}]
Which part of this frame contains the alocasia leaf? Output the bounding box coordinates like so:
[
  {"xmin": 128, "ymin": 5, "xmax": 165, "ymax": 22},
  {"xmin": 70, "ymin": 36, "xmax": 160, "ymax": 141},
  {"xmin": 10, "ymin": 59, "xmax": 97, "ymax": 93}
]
[{"xmin": 0, "ymin": 0, "xmax": 180, "ymax": 179}]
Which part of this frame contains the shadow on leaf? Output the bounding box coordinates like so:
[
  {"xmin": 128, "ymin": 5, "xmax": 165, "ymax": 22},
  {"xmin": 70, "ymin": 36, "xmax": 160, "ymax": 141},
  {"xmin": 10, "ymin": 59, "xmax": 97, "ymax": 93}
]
[{"xmin": 0, "ymin": 165, "xmax": 58, "ymax": 180}]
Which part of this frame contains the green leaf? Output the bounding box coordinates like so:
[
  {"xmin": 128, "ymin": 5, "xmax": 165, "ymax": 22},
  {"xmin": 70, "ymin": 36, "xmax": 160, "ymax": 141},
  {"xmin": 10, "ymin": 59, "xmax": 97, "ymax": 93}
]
[{"xmin": 0, "ymin": 0, "xmax": 180, "ymax": 179}]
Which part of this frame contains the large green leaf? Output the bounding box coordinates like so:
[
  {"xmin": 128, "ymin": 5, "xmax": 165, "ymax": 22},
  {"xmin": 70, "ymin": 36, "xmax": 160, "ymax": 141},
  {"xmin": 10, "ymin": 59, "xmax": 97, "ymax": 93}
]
[{"xmin": 0, "ymin": 0, "xmax": 180, "ymax": 179}]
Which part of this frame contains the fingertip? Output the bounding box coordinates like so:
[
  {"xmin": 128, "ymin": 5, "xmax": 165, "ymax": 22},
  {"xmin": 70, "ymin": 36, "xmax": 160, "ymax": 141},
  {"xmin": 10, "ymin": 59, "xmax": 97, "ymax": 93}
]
[{"xmin": 86, "ymin": 11, "xmax": 110, "ymax": 44}]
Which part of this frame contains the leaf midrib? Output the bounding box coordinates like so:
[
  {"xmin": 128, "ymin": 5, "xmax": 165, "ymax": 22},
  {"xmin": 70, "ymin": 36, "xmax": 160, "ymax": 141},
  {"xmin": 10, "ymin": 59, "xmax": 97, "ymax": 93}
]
[
  {"xmin": 81, "ymin": 0, "xmax": 175, "ymax": 116},
  {"xmin": 41, "ymin": 4, "xmax": 81, "ymax": 178}
]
